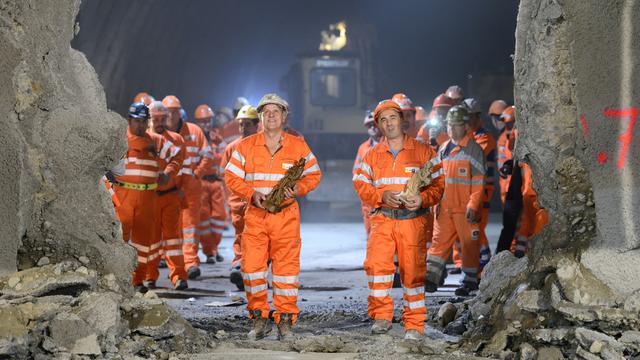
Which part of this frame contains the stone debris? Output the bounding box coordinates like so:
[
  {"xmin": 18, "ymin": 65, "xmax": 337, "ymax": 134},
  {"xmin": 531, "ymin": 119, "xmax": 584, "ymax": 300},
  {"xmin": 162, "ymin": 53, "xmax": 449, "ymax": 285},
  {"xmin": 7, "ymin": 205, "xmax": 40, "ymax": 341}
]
[
  {"xmin": 437, "ymin": 302, "xmax": 458, "ymax": 327},
  {"xmin": 0, "ymin": 263, "xmax": 209, "ymax": 358}
]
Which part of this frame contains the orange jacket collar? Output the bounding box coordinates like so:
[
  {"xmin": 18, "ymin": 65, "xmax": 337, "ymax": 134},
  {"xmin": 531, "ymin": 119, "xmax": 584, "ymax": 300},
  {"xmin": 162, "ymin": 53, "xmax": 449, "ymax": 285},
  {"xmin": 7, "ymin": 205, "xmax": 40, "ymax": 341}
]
[
  {"xmin": 253, "ymin": 130, "xmax": 292, "ymax": 147},
  {"xmin": 376, "ymin": 134, "xmax": 416, "ymax": 153}
]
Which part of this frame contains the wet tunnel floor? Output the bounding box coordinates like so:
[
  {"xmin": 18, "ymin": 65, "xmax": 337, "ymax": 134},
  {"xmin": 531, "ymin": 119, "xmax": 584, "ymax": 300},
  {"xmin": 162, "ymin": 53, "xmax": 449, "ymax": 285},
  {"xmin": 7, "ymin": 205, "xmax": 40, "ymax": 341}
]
[{"xmin": 154, "ymin": 221, "xmax": 500, "ymax": 358}]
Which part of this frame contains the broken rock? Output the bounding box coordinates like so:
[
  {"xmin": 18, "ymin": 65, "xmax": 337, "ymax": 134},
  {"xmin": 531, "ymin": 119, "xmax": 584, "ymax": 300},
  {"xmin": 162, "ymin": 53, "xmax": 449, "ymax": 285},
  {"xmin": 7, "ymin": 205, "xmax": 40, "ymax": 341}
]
[
  {"xmin": 0, "ymin": 263, "xmax": 95, "ymax": 299},
  {"xmin": 437, "ymin": 302, "xmax": 457, "ymax": 327},
  {"xmin": 556, "ymin": 259, "xmax": 620, "ymax": 307},
  {"xmin": 574, "ymin": 327, "xmax": 625, "ymax": 353},
  {"xmin": 48, "ymin": 312, "xmax": 100, "ymax": 355}
]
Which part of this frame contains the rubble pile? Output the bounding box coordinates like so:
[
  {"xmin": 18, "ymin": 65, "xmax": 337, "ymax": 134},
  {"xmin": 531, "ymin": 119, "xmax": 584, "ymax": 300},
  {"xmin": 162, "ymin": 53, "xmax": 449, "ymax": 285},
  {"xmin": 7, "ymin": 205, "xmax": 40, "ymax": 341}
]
[
  {"xmin": 0, "ymin": 261, "xmax": 211, "ymax": 359},
  {"xmin": 437, "ymin": 252, "xmax": 640, "ymax": 359}
]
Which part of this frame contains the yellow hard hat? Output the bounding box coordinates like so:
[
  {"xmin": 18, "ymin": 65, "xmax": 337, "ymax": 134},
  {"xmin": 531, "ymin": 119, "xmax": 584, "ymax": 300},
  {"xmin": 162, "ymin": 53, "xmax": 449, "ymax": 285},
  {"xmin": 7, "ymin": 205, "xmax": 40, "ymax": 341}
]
[{"xmin": 236, "ymin": 105, "xmax": 259, "ymax": 120}]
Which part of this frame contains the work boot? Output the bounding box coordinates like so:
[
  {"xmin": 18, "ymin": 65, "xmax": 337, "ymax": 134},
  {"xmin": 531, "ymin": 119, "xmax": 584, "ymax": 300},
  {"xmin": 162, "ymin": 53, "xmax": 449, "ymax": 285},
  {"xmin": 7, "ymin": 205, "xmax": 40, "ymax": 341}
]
[
  {"xmin": 187, "ymin": 266, "xmax": 201, "ymax": 280},
  {"xmin": 277, "ymin": 313, "xmax": 294, "ymax": 341},
  {"xmin": 454, "ymin": 282, "xmax": 478, "ymax": 297},
  {"xmin": 230, "ymin": 270, "xmax": 245, "ymax": 291},
  {"xmin": 158, "ymin": 258, "xmax": 167, "ymax": 268},
  {"xmin": 247, "ymin": 310, "xmax": 271, "ymax": 340},
  {"xmin": 449, "ymin": 267, "xmax": 462, "ymax": 275},
  {"xmin": 404, "ymin": 329, "xmax": 423, "ymax": 340},
  {"xmin": 371, "ymin": 319, "xmax": 392, "ymax": 334},
  {"xmin": 424, "ymin": 279, "xmax": 439, "ymax": 293},
  {"xmin": 143, "ymin": 280, "xmax": 156, "ymax": 289},
  {"xmin": 174, "ymin": 279, "xmax": 188, "ymax": 290},
  {"xmin": 216, "ymin": 253, "xmax": 224, "ymax": 263},
  {"xmin": 134, "ymin": 284, "xmax": 148, "ymax": 294},
  {"xmin": 205, "ymin": 256, "xmax": 216, "ymax": 264}
]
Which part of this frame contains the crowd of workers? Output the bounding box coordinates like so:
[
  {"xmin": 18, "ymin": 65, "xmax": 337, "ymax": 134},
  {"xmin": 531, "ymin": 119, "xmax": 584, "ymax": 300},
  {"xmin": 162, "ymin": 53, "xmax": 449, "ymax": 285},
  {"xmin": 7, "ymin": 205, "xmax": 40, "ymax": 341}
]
[{"xmin": 103, "ymin": 85, "xmax": 547, "ymax": 341}]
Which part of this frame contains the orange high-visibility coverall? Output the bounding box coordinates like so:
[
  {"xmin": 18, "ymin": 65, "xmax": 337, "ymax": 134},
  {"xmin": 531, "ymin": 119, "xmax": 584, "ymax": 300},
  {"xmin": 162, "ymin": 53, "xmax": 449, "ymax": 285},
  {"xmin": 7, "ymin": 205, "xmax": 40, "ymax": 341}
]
[
  {"xmin": 353, "ymin": 138, "xmax": 378, "ymax": 236},
  {"xmin": 497, "ymin": 129, "xmax": 513, "ymax": 206},
  {"xmin": 148, "ymin": 130, "xmax": 187, "ymax": 285},
  {"xmin": 427, "ymin": 134, "xmax": 486, "ymax": 289},
  {"xmin": 221, "ymin": 137, "xmax": 246, "ymax": 269},
  {"xmin": 177, "ymin": 121, "xmax": 214, "ymax": 270},
  {"xmin": 222, "ymin": 119, "xmax": 241, "ymax": 145},
  {"xmin": 114, "ymin": 130, "xmax": 179, "ymax": 286},
  {"xmin": 224, "ymin": 131, "xmax": 321, "ymax": 324},
  {"xmin": 453, "ymin": 127, "xmax": 496, "ymax": 270},
  {"xmin": 510, "ymin": 163, "xmax": 548, "ymax": 255},
  {"xmin": 353, "ymin": 135, "xmax": 444, "ymax": 333},
  {"xmin": 199, "ymin": 142, "xmax": 227, "ymax": 258}
]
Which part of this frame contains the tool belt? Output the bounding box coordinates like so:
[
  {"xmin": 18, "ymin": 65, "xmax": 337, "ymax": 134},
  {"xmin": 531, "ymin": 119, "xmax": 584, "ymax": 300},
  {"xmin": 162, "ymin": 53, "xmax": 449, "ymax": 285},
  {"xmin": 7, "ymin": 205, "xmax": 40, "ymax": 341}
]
[
  {"xmin": 376, "ymin": 207, "xmax": 429, "ymax": 220},
  {"xmin": 114, "ymin": 181, "xmax": 158, "ymax": 191},
  {"xmin": 156, "ymin": 186, "xmax": 178, "ymax": 196}
]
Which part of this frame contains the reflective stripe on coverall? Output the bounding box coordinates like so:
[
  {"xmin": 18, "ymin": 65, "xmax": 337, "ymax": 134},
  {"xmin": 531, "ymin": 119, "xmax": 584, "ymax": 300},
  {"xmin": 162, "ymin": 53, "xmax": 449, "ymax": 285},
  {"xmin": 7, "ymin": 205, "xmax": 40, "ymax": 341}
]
[
  {"xmin": 427, "ymin": 134, "xmax": 485, "ymax": 288},
  {"xmin": 178, "ymin": 121, "xmax": 214, "ymax": 270},
  {"xmin": 353, "ymin": 135, "xmax": 444, "ymax": 333},
  {"xmin": 224, "ymin": 131, "xmax": 321, "ymax": 324},
  {"xmin": 148, "ymin": 129, "xmax": 187, "ymax": 285}
]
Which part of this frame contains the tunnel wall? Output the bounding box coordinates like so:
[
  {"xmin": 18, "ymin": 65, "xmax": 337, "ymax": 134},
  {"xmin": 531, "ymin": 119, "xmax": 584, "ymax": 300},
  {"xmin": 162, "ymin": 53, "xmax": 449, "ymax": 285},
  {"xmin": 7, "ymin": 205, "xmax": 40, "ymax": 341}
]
[
  {"xmin": 516, "ymin": 0, "xmax": 640, "ymax": 295},
  {"xmin": 0, "ymin": 0, "xmax": 133, "ymax": 284}
]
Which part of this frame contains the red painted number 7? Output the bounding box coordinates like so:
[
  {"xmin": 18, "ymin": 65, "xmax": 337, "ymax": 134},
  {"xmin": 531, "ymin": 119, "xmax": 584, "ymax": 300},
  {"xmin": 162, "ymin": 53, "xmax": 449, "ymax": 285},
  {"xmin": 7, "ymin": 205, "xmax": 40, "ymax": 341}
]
[{"xmin": 603, "ymin": 107, "xmax": 638, "ymax": 170}]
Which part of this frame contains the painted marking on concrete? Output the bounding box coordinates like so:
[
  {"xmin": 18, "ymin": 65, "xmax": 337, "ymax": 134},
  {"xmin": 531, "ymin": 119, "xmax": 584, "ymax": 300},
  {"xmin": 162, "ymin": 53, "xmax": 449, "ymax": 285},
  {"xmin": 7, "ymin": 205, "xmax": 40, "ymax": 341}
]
[{"xmin": 603, "ymin": 107, "xmax": 638, "ymax": 170}]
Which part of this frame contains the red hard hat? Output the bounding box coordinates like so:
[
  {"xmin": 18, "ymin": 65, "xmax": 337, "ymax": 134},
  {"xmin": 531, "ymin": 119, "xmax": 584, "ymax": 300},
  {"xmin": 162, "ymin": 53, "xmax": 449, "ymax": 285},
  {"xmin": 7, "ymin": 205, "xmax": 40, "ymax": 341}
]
[
  {"xmin": 415, "ymin": 106, "xmax": 426, "ymax": 121},
  {"xmin": 500, "ymin": 106, "xmax": 516, "ymax": 123},
  {"xmin": 488, "ymin": 100, "xmax": 508, "ymax": 116},
  {"xmin": 162, "ymin": 95, "xmax": 182, "ymax": 110},
  {"xmin": 432, "ymin": 94, "xmax": 454, "ymax": 109},
  {"xmin": 133, "ymin": 92, "xmax": 154, "ymax": 106},
  {"xmin": 194, "ymin": 104, "xmax": 214, "ymax": 120},
  {"xmin": 391, "ymin": 93, "xmax": 415, "ymax": 111},
  {"xmin": 445, "ymin": 85, "xmax": 464, "ymax": 101},
  {"xmin": 373, "ymin": 100, "xmax": 402, "ymax": 123}
]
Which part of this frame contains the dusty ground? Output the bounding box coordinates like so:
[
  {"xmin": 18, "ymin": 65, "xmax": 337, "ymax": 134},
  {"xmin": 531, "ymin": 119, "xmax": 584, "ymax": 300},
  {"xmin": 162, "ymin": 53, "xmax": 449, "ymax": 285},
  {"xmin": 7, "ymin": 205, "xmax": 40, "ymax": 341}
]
[{"xmin": 151, "ymin": 218, "xmax": 501, "ymax": 359}]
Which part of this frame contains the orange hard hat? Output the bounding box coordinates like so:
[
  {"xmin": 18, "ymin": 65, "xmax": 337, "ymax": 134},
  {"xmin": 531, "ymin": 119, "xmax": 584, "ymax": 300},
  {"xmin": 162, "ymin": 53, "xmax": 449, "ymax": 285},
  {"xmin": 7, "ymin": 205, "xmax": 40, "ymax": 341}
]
[
  {"xmin": 415, "ymin": 106, "xmax": 426, "ymax": 121},
  {"xmin": 500, "ymin": 105, "xmax": 516, "ymax": 123},
  {"xmin": 445, "ymin": 85, "xmax": 464, "ymax": 101},
  {"xmin": 488, "ymin": 100, "xmax": 508, "ymax": 116},
  {"xmin": 162, "ymin": 95, "xmax": 182, "ymax": 109},
  {"xmin": 432, "ymin": 94, "xmax": 453, "ymax": 109},
  {"xmin": 373, "ymin": 99, "xmax": 402, "ymax": 123},
  {"xmin": 133, "ymin": 92, "xmax": 154, "ymax": 106},
  {"xmin": 194, "ymin": 104, "xmax": 214, "ymax": 120},
  {"xmin": 391, "ymin": 93, "xmax": 415, "ymax": 111}
]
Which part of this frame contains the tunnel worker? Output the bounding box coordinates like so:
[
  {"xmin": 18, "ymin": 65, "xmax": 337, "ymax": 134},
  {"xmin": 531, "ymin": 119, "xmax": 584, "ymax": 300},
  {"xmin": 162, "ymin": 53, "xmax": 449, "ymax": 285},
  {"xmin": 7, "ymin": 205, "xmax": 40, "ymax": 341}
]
[
  {"xmin": 425, "ymin": 106, "xmax": 486, "ymax": 297},
  {"xmin": 392, "ymin": 93, "xmax": 419, "ymax": 138},
  {"xmin": 450, "ymin": 99, "xmax": 497, "ymax": 274},
  {"xmin": 498, "ymin": 105, "xmax": 516, "ymax": 206},
  {"xmin": 445, "ymin": 85, "xmax": 464, "ymax": 106},
  {"xmin": 353, "ymin": 99, "xmax": 445, "ymax": 340},
  {"xmin": 224, "ymin": 93, "xmax": 322, "ymax": 341},
  {"xmin": 352, "ymin": 110, "xmax": 381, "ymax": 237},
  {"xmin": 146, "ymin": 101, "xmax": 189, "ymax": 290},
  {"xmin": 498, "ymin": 128, "xmax": 549, "ymax": 257},
  {"xmin": 106, "ymin": 102, "xmax": 177, "ymax": 293},
  {"xmin": 193, "ymin": 104, "xmax": 227, "ymax": 265},
  {"xmin": 220, "ymin": 105, "xmax": 261, "ymax": 291},
  {"xmin": 163, "ymin": 95, "xmax": 214, "ymax": 280},
  {"xmin": 417, "ymin": 94, "xmax": 452, "ymax": 150}
]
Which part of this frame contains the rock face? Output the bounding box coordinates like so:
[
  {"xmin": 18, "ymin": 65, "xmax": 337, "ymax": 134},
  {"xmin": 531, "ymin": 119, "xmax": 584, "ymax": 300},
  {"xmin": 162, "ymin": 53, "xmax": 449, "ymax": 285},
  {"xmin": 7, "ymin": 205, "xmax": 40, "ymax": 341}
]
[
  {"xmin": 0, "ymin": 0, "xmax": 133, "ymax": 284},
  {"xmin": 460, "ymin": 0, "xmax": 640, "ymax": 358}
]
